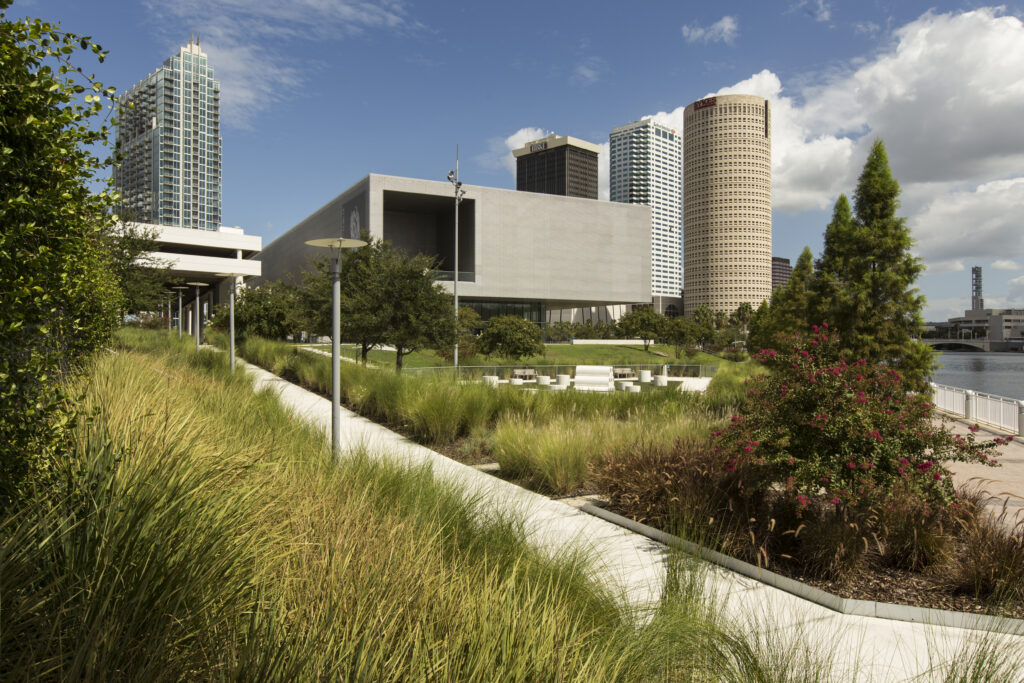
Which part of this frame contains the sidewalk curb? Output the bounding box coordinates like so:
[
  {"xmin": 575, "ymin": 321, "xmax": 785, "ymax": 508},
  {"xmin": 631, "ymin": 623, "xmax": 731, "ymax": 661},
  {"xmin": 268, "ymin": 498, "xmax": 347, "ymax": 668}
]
[{"xmin": 581, "ymin": 503, "xmax": 1024, "ymax": 636}]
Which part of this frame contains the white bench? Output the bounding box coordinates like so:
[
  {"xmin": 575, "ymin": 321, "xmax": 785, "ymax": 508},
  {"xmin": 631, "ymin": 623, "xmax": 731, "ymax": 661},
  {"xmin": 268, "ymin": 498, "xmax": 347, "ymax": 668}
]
[
  {"xmin": 572, "ymin": 365, "xmax": 614, "ymax": 392},
  {"xmin": 677, "ymin": 377, "xmax": 713, "ymax": 393}
]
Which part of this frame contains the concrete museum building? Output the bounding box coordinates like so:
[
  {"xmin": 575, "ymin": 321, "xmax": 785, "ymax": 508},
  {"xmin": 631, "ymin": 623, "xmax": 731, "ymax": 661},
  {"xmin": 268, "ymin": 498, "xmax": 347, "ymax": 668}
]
[{"xmin": 258, "ymin": 174, "xmax": 652, "ymax": 323}]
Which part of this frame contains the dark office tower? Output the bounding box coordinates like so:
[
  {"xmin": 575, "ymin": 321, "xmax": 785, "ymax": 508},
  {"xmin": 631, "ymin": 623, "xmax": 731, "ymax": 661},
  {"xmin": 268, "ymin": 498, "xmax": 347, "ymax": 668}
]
[
  {"xmin": 971, "ymin": 266, "xmax": 984, "ymax": 310},
  {"xmin": 513, "ymin": 135, "xmax": 601, "ymax": 199},
  {"xmin": 772, "ymin": 257, "xmax": 792, "ymax": 290}
]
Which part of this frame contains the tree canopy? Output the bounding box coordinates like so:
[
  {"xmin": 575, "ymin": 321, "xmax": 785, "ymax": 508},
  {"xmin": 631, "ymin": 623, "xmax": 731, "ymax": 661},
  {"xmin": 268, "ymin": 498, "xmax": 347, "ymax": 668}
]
[
  {"xmin": 478, "ymin": 316, "xmax": 544, "ymax": 361},
  {"xmin": 617, "ymin": 307, "xmax": 664, "ymax": 351},
  {"xmin": 0, "ymin": 6, "xmax": 123, "ymax": 505}
]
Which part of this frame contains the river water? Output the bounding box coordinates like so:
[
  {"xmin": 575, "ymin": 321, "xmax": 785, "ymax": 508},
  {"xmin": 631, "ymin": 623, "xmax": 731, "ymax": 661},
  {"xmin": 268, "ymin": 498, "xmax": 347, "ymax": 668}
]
[{"xmin": 932, "ymin": 352, "xmax": 1024, "ymax": 400}]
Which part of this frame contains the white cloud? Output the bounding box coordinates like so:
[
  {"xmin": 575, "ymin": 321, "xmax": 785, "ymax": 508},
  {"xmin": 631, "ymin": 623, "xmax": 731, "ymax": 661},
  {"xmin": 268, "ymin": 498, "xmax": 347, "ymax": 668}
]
[
  {"xmin": 912, "ymin": 178, "xmax": 1024, "ymax": 271},
  {"xmin": 854, "ymin": 21, "xmax": 881, "ymax": 36},
  {"xmin": 476, "ymin": 127, "xmax": 550, "ymax": 176},
  {"xmin": 789, "ymin": 0, "xmax": 832, "ymax": 23},
  {"xmin": 993, "ymin": 259, "xmax": 1021, "ymax": 271},
  {"xmin": 681, "ymin": 16, "xmax": 738, "ymax": 45},
  {"xmin": 142, "ymin": 0, "xmax": 419, "ymax": 128},
  {"xmin": 573, "ymin": 56, "xmax": 604, "ymax": 85}
]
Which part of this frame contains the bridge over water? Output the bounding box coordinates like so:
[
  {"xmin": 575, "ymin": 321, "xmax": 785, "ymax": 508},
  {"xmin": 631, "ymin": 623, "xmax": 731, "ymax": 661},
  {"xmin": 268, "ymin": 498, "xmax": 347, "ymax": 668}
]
[{"xmin": 922, "ymin": 338, "xmax": 1024, "ymax": 352}]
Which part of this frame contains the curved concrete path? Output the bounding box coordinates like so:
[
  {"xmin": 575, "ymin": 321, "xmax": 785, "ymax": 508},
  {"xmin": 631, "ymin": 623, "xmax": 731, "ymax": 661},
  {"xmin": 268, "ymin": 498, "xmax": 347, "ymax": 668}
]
[{"xmin": 241, "ymin": 359, "xmax": 1024, "ymax": 681}]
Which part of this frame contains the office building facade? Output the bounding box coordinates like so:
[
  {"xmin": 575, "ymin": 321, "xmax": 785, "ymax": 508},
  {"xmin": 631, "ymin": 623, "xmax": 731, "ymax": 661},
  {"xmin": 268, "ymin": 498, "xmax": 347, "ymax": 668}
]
[
  {"xmin": 683, "ymin": 94, "xmax": 772, "ymax": 315},
  {"xmin": 610, "ymin": 119, "xmax": 682, "ymax": 303},
  {"xmin": 513, "ymin": 135, "xmax": 601, "ymax": 199},
  {"xmin": 771, "ymin": 256, "xmax": 792, "ymax": 291},
  {"xmin": 114, "ymin": 38, "xmax": 222, "ymax": 230}
]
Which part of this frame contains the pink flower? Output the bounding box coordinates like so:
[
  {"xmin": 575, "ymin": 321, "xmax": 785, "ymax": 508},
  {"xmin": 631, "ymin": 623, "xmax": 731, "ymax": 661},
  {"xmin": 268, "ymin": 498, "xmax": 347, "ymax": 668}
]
[
  {"xmin": 933, "ymin": 472, "xmax": 942, "ymax": 480},
  {"xmin": 743, "ymin": 445, "xmax": 753, "ymax": 453},
  {"xmin": 830, "ymin": 498, "xmax": 840, "ymax": 504}
]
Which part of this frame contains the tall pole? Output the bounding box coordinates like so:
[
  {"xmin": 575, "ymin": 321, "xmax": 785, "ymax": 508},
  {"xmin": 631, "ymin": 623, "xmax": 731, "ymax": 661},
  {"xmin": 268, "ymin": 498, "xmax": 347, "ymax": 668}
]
[
  {"xmin": 229, "ymin": 279, "xmax": 236, "ymax": 372},
  {"xmin": 177, "ymin": 289, "xmax": 183, "ymax": 339},
  {"xmin": 454, "ymin": 145, "xmax": 459, "ymax": 368},
  {"xmin": 448, "ymin": 147, "xmax": 464, "ymax": 369},
  {"xmin": 194, "ymin": 286, "xmax": 201, "ymax": 351},
  {"xmin": 331, "ymin": 253, "xmax": 341, "ymax": 456},
  {"xmin": 167, "ymin": 298, "xmax": 172, "ymax": 331}
]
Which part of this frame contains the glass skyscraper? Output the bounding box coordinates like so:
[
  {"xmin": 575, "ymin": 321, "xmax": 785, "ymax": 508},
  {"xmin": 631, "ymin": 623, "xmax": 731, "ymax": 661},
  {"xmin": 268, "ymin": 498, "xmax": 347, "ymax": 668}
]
[
  {"xmin": 114, "ymin": 38, "xmax": 222, "ymax": 230},
  {"xmin": 609, "ymin": 119, "xmax": 682, "ymax": 299}
]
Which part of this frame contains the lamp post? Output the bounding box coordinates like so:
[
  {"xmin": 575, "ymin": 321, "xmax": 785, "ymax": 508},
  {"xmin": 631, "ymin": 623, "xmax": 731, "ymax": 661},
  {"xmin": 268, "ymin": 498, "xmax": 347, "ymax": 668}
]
[
  {"xmin": 186, "ymin": 282, "xmax": 208, "ymax": 351},
  {"xmin": 305, "ymin": 236, "xmax": 367, "ymax": 456},
  {"xmin": 172, "ymin": 285, "xmax": 188, "ymax": 339},
  {"xmin": 447, "ymin": 147, "xmax": 465, "ymax": 367},
  {"xmin": 216, "ymin": 274, "xmax": 245, "ymax": 372}
]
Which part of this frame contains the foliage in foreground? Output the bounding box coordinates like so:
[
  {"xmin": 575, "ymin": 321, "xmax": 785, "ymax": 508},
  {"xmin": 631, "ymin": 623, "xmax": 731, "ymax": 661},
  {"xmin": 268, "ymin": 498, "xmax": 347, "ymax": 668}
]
[
  {"xmin": 0, "ymin": 4, "xmax": 122, "ymax": 506},
  {"xmin": 716, "ymin": 326, "xmax": 996, "ymax": 509},
  {"xmin": 0, "ymin": 333, "xmax": 937, "ymax": 680}
]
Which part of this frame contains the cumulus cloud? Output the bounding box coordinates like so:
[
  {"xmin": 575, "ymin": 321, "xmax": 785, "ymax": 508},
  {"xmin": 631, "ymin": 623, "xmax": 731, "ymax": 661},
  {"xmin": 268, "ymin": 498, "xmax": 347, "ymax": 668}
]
[
  {"xmin": 789, "ymin": 0, "xmax": 832, "ymax": 23},
  {"xmin": 142, "ymin": 0, "xmax": 419, "ymax": 128},
  {"xmin": 477, "ymin": 127, "xmax": 550, "ymax": 176},
  {"xmin": 912, "ymin": 178, "xmax": 1024, "ymax": 271},
  {"xmin": 993, "ymin": 259, "xmax": 1022, "ymax": 271},
  {"xmin": 681, "ymin": 16, "xmax": 738, "ymax": 45}
]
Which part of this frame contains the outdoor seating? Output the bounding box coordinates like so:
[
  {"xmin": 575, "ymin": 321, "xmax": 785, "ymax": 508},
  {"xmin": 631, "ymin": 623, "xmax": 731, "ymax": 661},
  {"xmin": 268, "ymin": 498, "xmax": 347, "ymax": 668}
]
[
  {"xmin": 511, "ymin": 368, "xmax": 537, "ymax": 381},
  {"xmin": 572, "ymin": 365, "xmax": 615, "ymax": 392},
  {"xmin": 677, "ymin": 377, "xmax": 712, "ymax": 393},
  {"xmin": 482, "ymin": 375, "xmax": 499, "ymax": 386},
  {"xmin": 653, "ymin": 375, "xmax": 668, "ymax": 387},
  {"xmin": 639, "ymin": 369, "xmax": 652, "ymax": 383}
]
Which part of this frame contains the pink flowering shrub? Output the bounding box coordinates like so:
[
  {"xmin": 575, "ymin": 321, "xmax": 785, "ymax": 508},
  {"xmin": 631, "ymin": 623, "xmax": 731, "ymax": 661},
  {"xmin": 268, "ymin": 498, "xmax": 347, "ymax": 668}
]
[{"xmin": 713, "ymin": 325, "xmax": 998, "ymax": 510}]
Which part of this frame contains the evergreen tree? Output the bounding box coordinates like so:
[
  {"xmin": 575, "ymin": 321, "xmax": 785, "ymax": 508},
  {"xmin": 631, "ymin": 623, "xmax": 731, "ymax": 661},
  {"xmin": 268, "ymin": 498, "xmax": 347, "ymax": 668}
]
[
  {"xmin": 617, "ymin": 307, "xmax": 665, "ymax": 351},
  {"xmin": 814, "ymin": 140, "xmax": 930, "ymax": 389},
  {"xmin": 748, "ymin": 247, "xmax": 815, "ymax": 352}
]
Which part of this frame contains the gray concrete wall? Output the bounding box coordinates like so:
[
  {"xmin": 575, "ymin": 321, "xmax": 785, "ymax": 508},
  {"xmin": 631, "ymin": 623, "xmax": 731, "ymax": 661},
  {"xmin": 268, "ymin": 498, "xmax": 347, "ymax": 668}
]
[{"xmin": 257, "ymin": 173, "xmax": 651, "ymax": 307}]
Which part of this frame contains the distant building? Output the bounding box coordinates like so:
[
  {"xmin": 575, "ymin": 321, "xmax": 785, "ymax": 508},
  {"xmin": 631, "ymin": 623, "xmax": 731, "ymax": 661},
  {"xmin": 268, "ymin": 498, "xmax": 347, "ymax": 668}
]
[
  {"xmin": 512, "ymin": 134, "xmax": 601, "ymax": 200},
  {"xmin": 610, "ymin": 118, "xmax": 682, "ymax": 310},
  {"xmin": 938, "ymin": 309, "xmax": 1024, "ymax": 342},
  {"xmin": 772, "ymin": 257, "xmax": 792, "ymax": 291},
  {"xmin": 971, "ymin": 266, "xmax": 984, "ymax": 310},
  {"xmin": 114, "ymin": 37, "xmax": 223, "ymax": 230},
  {"xmin": 683, "ymin": 94, "xmax": 772, "ymax": 315},
  {"xmin": 257, "ymin": 174, "xmax": 651, "ymax": 321}
]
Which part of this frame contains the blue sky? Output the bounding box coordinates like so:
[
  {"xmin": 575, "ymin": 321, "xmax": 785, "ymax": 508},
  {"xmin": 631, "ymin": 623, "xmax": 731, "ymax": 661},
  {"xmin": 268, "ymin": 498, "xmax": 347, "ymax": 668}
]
[{"xmin": 14, "ymin": 0, "xmax": 1024, "ymax": 320}]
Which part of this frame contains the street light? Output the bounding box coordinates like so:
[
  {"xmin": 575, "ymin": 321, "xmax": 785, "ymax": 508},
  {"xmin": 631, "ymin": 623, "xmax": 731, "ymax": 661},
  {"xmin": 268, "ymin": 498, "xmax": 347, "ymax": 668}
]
[
  {"xmin": 172, "ymin": 285, "xmax": 188, "ymax": 339},
  {"xmin": 186, "ymin": 282, "xmax": 208, "ymax": 351},
  {"xmin": 305, "ymin": 236, "xmax": 367, "ymax": 456},
  {"xmin": 447, "ymin": 147, "xmax": 465, "ymax": 367},
  {"xmin": 216, "ymin": 273, "xmax": 246, "ymax": 372}
]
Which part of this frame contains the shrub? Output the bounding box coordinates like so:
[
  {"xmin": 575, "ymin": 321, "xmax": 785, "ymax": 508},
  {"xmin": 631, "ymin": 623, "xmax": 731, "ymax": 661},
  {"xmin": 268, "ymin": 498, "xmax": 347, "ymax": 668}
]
[
  {"xmin": 478, "ymin": 316, "xmax": 544, "ymax": 360},
  {"xmin": 713, "ymin": 325, "xmax": 997, "ymax": 511}
]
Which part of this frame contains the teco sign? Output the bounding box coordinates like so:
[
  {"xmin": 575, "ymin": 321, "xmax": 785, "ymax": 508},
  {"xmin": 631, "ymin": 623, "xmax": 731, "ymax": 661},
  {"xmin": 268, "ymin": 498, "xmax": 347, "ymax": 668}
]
[
  {"xmin": 529, "ymin": 141, "xmax": 548, "ymax": 152},
  {"xmin": 693, "ymin": 97, "xmax": 717, "ymax": 110}
]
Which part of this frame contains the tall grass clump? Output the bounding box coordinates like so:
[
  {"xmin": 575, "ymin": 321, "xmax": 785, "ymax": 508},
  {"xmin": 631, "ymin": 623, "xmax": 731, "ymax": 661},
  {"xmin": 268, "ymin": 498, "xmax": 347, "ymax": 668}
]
[{"xmin": 2, "ymin": 340, "xmax": 672, "ymax": 679}]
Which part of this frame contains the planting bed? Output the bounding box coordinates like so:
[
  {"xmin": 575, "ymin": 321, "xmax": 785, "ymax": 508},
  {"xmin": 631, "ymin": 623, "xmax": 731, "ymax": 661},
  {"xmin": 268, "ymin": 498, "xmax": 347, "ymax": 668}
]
[{"xmin": 228, "ymin": 333, "xmax": 1024, "ymax": 622}]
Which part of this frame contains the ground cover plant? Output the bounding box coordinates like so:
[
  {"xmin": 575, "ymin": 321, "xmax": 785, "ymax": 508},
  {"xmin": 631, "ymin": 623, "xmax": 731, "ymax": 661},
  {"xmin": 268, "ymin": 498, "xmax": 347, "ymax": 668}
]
[
  {"xmin": 2, "ymin": 328, "xmax": 957, "ymax": 680},
  {"xmin": 595, "ymin": 327, "xmax": 1024, "ymax": 616},
  {"xmin": 230, "ymin": 335, "xmax": 752, "ymax": 494}
]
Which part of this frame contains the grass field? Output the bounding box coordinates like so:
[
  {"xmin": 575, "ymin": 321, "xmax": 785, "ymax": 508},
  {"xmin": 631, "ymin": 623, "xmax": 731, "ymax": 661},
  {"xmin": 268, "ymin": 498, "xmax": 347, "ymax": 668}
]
[{"xmin": 310, "ymin": 341, "xmax": 727, "ymax": 370}]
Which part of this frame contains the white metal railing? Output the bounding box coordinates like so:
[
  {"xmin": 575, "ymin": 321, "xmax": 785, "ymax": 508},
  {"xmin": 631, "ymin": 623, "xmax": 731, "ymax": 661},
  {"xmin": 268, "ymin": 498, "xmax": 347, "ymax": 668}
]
[
  {"xmin": 974, "ymin": 392, "xmax": 1020, "ymax": 434},
  {"xmin": 930, "ymin": 382, "xmax": 1024, "ymax": 435},
  {"xmin": 932, "ymin": 383, "xmax": 966, "ymax": 417}
]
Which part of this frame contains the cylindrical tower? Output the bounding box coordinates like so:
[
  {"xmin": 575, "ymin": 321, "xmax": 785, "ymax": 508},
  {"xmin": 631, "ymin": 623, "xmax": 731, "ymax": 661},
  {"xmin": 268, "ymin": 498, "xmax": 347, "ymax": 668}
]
[{"xmin": 683, "ymin": 94, "xmax": 772, "ymax": 315}]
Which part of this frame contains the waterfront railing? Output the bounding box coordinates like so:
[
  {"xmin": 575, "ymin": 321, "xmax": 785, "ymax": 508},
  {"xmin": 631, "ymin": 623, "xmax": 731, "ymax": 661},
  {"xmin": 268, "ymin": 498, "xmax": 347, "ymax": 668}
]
[
  {"xmin": 930, "ymin": 382, "xmax": 1024, "ymax": 436},
  {"xmin": 405, "ymin": 363, "xmax": 716, "ymax": 382}
]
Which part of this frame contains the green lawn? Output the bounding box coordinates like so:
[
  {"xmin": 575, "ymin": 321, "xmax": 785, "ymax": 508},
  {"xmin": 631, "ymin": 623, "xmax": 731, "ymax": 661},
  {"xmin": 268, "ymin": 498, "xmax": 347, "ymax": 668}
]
[{"xmin": 312, "ymin": 342, "xmax": 727, "ymax": 370}]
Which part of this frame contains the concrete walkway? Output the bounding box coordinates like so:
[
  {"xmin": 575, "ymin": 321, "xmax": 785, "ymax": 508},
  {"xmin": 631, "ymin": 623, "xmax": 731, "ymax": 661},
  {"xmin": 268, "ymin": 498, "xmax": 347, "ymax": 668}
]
[
  {"xmin": 942, "ymin": 416, "xmax": 1024, "ymax": 529},
  {"xmin": 241, "ymin": 360, "xmax": 1024, "ymax": 681}
]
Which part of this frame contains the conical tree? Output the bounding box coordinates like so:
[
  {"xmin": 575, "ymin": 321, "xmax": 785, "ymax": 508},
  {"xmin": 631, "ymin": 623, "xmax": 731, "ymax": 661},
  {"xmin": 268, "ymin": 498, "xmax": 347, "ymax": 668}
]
[
  {"xmin": 748, "ymin": 246, "xmax": 815, "ymax": 352},
  {"xmin": 815, "ymin": 140, "xmax": 930, "ymax": 390}
]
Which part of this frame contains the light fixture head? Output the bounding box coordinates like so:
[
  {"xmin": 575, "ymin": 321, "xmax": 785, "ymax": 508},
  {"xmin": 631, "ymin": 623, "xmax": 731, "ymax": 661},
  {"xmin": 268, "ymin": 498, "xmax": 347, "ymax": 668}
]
[{"xmin": 447, "ymin": 170, "xmax": 455, "ymax": 183}]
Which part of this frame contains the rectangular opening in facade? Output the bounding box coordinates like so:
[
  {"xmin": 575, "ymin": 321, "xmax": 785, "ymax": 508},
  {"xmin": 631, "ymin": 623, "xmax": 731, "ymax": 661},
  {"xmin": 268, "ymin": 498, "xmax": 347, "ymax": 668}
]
[{"xmin": 382, "ymin": 190, "xmax": 475, "ymax": 281}]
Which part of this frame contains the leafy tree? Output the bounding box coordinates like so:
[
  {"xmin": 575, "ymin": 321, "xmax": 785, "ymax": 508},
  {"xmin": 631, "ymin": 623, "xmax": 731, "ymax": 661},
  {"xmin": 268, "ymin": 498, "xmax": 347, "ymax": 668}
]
[
  {"xmin": 813, "ymin": 141, "xmax": 931, "ymax": 390},
  {"xmin": 617, "ymin": 306, "xmax": 664, "ymax": 351},
  {"xmin": 0, "ymin": 7, "xmax": 122, "ymax": 505},
  {"xmin": 211, "ymin": 281, "xmax": 303, "ymax": 340},
  {"xmin": 478, "ymin": 315, "xmax": 544, "ymax": 361},
  {"xmin": 376, "ymin": 248, "xmax": 457, "ymax": 371},
  {"xmin": 690, "ymin": 305, "xmax": 716, "ymax": 348},
  {"xmin": 730, "ymin": 301, "xmax": 755, "ymax": 335},
  {"xmin": 748, "ymin": 247, "xmax": 815, "ymax": 352},
  {"xmin": 713, "ymin": 310, "xmax": 729, "ymax": 331},
  {"xmin": 437, "ymin": 306, "xmax": 482, "ymax": 362},
  {"xmin": 663, "ymin": 316, "xmax": 700, "ymax": 359},
  {"xmin": 104, "ymin": 220, "xmax": 175, "ymax": 317}
]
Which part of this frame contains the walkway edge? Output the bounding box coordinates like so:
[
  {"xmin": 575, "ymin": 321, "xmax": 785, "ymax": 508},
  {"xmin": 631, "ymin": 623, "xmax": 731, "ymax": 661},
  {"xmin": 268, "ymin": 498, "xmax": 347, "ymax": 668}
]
[{"xmin": 581, "ymin": 503, "xmax": 1024, "ymax": 636}]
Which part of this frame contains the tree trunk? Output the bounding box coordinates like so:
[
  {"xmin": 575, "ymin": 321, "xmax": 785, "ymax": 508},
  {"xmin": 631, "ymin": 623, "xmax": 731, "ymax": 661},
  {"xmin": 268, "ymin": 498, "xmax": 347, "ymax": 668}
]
[
  {"xmin": 360, "ymin": 342, "xmax": 370, "ymax": 365},
  {"xmin": 395, "ymin": 348, "xmax": 404, "ymax": 372}
]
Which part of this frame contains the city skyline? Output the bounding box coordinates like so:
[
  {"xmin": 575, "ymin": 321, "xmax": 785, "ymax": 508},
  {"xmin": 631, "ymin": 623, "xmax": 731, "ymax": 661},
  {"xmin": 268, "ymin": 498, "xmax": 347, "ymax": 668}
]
[{"xmin": 23, "ymin": 0, "xmax": 1024, "ymax": 320}]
